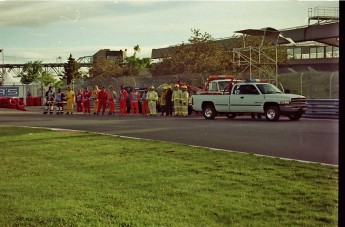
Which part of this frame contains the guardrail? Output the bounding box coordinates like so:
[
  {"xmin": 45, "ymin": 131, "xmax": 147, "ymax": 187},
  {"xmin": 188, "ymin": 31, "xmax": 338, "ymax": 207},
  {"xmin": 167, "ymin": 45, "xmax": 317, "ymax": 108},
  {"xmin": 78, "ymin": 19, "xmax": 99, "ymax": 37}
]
[{"xmin": 303, "ymin": 99, "xmax": 339, "ymax": 119}]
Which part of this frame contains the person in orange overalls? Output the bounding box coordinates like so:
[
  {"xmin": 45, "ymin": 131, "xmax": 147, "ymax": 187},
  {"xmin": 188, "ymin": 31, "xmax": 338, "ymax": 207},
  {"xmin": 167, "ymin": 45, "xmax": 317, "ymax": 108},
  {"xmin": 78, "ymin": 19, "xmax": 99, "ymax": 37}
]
[
  {"xmin": 130, "ymin": 88, "xmax": 140, "ymax": 115},
  {"xmin": 97, "ymin": 86, "xmax": 108, "ymax": 115},
  {"xmin": 119, "ymin": 85, "xmax": 128, "ymax": 115},
  {"xmin": 76, "ymin": 88, "xmax": 84, "ymax": 113},
  {"xmin": 83, "ymin": 87, "xmax": 91, "ymax": 114},
  {"xmin": 92, "ymin": 85, "xmax": 100, "ymax": 115},
  {"xmin": 108, "ymin": 86, "xmax": 117, "ymax": 115}
]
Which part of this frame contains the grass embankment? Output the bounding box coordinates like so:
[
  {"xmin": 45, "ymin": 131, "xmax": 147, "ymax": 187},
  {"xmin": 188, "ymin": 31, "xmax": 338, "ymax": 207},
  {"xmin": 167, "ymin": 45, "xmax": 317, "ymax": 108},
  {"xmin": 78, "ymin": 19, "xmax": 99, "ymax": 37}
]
[{"xmin": 0, "ymin": 126, "xmax": 338, "ymax": 226}]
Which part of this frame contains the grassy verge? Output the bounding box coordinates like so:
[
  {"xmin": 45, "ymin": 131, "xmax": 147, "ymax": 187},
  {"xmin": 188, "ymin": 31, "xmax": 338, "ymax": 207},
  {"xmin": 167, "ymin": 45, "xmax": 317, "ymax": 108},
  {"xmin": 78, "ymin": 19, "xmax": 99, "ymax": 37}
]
[{"xmin": 0, "ymin": 126, "xmax": 338, "ymax": 226}]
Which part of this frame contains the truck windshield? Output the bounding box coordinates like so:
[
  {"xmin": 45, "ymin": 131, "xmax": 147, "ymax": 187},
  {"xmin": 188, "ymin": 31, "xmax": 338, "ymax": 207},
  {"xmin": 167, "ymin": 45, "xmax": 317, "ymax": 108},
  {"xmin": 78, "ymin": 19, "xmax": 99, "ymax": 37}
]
[{"xmin": 256, "ymin": 84, "xmax": 283, "ymax": 94}]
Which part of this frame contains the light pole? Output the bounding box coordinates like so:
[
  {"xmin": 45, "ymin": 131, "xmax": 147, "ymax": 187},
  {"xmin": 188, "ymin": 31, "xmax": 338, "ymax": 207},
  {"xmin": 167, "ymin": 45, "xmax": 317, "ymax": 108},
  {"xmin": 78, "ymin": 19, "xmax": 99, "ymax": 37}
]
[
  {"xmin": 0, "ymin": 49, "xmax": 4, "ymax": 83},
  {"xmin": 130, "ymin": 76, "xmax": 136, "ymax": 87}
]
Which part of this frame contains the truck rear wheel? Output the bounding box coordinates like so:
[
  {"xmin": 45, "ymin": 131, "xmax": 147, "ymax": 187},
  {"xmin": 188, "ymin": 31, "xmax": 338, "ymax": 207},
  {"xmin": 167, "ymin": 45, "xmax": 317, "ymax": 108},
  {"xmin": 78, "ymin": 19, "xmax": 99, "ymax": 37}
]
[
  {"xmin": 265, "ymin": 106, "xmax": 280, "ymax": 121},
  {"xmin": 203, "ymin": 104, "xmax": 216, "ymax": 120},
  {"xmin": 226, "ymin": 113, "xmax": 236, "ymax": 119}
]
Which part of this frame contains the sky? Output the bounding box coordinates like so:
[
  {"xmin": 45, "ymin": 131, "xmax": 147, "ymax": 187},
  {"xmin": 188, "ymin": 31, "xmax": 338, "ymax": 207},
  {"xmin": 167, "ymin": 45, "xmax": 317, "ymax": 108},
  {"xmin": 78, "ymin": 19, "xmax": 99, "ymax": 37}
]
[{"xmin": 0, "ymin": 0, "xmax": 339, "ymax": 64}]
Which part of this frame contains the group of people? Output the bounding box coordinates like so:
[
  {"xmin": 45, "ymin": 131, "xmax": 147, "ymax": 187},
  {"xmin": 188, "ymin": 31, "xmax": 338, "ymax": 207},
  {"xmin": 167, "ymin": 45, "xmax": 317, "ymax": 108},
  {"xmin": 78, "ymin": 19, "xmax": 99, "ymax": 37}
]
[
  {"xmin": 43, "ymin": 84, "xmax": 190, "ymax": 117},
  {"xmin": 160, "ymin": 84, "xmax": 189, "ymax": 117}
]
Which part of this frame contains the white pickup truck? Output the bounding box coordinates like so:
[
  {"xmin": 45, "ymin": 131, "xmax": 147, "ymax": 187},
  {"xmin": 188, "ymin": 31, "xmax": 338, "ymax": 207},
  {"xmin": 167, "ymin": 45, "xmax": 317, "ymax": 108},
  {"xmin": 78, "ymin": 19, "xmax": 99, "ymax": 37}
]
[{"xmin": 191, "ymin": 79, "xmax": 308, "ymax": 121}]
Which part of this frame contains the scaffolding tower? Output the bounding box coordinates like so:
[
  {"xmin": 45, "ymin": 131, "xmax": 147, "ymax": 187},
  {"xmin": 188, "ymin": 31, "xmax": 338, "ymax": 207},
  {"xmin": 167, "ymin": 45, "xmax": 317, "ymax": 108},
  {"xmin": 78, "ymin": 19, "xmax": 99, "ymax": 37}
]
[{"xmin": 232, "ymin": 27, "xmax": 284, "ymax": 84}]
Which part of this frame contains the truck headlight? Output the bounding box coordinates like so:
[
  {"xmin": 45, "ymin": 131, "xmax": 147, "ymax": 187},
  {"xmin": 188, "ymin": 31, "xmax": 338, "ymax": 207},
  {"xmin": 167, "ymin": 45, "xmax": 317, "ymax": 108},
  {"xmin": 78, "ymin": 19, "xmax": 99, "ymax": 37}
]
[{"xmin": 280, "ymin": 100, "xmax": 290, "ymax": 105}]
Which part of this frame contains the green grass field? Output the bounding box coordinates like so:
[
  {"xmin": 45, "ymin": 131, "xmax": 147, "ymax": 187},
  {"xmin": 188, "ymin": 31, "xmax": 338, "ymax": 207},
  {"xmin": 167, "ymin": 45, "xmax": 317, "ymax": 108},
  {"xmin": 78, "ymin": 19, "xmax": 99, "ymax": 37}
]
[{"xmin": 0, "ymin": 126, "xmax": 338, "ymax": 226}]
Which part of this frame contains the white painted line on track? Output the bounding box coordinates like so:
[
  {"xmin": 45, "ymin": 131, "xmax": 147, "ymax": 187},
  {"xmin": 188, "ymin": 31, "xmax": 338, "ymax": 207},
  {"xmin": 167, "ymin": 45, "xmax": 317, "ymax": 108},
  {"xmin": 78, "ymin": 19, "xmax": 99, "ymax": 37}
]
[{"xmin": 18, "ymin": 125, "xmax": 338, "ymax": 167}]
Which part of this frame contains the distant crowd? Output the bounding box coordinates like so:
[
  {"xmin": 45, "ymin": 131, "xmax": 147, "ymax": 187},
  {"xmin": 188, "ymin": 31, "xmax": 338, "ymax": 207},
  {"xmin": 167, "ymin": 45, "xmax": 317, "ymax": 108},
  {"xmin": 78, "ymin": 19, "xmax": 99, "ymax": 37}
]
[{"xmin": 43, "ymin": 84, "xmax": 190, "ymax": 117}]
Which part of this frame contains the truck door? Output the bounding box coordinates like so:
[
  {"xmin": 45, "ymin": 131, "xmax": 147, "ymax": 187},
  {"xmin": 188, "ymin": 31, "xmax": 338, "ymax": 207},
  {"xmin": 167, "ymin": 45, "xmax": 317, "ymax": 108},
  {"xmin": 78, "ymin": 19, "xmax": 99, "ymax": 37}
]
[
  {"xmin": 208, "ymin": 82, "xmax": 231, "ymax": 112},
  {"xmin": 230, "ymin": 84, "xmax": 264, "ymax": 113}
]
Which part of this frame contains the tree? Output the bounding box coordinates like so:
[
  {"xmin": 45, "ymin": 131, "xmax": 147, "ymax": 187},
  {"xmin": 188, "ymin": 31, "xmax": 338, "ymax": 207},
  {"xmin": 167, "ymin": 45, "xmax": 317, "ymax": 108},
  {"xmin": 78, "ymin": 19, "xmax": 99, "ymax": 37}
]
[
  {"xmin": 36, "ymin": 71, "xmax": 57, "ymax": 87},
  {"xmin": 89, "ymin": 56, "xmax": 123, "ymax": 78},
  {"xmin": 19, "ymin": 61, "xmax": 43, "ymax": 84},
  {"xmin": 150, "ymin": 29, "xmax": 233, "ymax": 76},
  {"xmin": 123, "ymin": 45, "xmax": 151, "ymax": 77},
  {"xmin": 63, "ymin": 54, "xmax": 81, "ymax": 85}
]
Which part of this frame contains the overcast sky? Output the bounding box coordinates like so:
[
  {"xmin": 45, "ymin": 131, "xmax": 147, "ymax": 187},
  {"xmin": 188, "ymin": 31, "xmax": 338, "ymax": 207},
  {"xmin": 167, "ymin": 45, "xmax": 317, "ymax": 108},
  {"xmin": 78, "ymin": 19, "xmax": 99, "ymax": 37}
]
[{"xmin": 0, "ymin": 0, "xmax": 339, "ymax": 64}]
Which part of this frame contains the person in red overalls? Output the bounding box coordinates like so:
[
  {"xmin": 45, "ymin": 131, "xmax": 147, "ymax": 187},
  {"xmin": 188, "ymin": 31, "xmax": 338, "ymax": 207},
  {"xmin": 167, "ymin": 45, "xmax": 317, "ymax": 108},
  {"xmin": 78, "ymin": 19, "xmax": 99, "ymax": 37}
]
[
  {"xmin": 108, "ymin": 86, "xmax": 117, "ymax": 115},
  {"xmin": 76, "ymin": 88, "xmax": 84, "ymax": 113},
  {"xmin": 97, "ymin": 86, "xmax": 108, "ymax": 115},
  {"xmin": 130, "ymin": 88, "xmax": 140, "ymax": 115},
  {"xmin": 119, "ymin": 85, "xmax": 128, "ymax": 115},
  {"xmin": 83, "ymin": 87, "xmax": 91, "ymax": 114},
  {"xmin": 141, "ymin": 88, "xmax": 149, "ymax": 115}
]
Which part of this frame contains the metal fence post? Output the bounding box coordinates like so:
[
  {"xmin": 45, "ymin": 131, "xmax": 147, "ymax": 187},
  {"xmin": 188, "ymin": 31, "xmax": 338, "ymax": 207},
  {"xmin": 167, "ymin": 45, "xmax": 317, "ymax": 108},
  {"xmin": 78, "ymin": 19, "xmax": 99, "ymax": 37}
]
[
  {"xmin": 329, "ymin": 73, "xmax": 334, "ymax": 99},
  {"xmin": 300, "ymin": 73, "xmax": 304, "ymax": 95}
]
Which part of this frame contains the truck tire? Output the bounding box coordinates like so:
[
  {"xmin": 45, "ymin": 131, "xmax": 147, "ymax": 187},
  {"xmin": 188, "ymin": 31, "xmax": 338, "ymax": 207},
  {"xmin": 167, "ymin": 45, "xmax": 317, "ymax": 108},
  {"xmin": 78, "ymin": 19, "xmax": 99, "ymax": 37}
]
[
  {"xmin": 288, "ymin": 111, "xmax": 302, "ymax": 121},
  {"xmin": 203, "ymin": 104, "xmax": 216, "ymax": 120},
  {"xmin": 265, "ymin": 106, "xmax": 280, "ymax": 121},
  {"xmin": 226, "ymin": 113, "xmax": 236, "ymax": 119}
]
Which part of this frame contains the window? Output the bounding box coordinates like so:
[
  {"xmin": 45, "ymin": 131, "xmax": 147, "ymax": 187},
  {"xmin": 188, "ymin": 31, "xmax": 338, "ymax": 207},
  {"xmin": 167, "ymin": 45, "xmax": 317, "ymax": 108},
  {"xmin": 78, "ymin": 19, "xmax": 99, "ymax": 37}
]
[
  {"xmin": 326, "ymin": 46, "xmax": 333, "ymax": 58},
  {"xmin": 310, "ymin": 47, "xmax": 317, "ymax": 59},
  {"xmin": 238, "ymin": 85, "xmax": 259, "ymax": 95},
  {"xmin": 333, "ymin": 47, "xmax": 339, "ymax": 58},
  {"xmin": 317, "ymin": 47, "xmax": 324, "ymax": 58},
  {"xmin": 302, "ymin": 47, "xmax": 309, "ymax": 59},
  {"xmin": 287, "ymin": 48, "xmax": 294, "ymax": 60},
  {"xmin": 294, "ymin": 48, "xmax": 301, "ymax": 59},
  {"xmin": 209, "ymin": 82, "xmax": 218, "ymax": 92}
]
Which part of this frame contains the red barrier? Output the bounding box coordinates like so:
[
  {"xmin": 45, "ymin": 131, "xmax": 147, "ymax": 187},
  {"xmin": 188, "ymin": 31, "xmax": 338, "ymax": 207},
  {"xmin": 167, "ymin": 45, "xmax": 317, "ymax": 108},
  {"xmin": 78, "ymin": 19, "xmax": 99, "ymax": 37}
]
[
  {"xmin": 26, "ymin": 96, "xmax": 34, "ymax": 106},
  {"xmin": 16, "ymin": 99, "xmax": 26, "ymax": 111},
  {"xmin": 8, "ymin": 98, "xmax": 17, "ymax": 109},
  {"xmin": 34, "ymin": 96, "xmax": 42, "ymax": 106},
  {"xmin": 3, "ymin": 97, "xmax": 9, "ymax": 108},
  {"xmin": 0, "ymin": 97, "xmax": 5, "ymax": 108}
]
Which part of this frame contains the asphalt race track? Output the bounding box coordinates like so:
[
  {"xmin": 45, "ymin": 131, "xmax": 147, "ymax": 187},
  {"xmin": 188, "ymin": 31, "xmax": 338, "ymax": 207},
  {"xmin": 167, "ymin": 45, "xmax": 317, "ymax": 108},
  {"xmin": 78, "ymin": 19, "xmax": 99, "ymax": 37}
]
[{"xmin": 0, "ymin": 107, "xmax": 339, "ymax": 165}]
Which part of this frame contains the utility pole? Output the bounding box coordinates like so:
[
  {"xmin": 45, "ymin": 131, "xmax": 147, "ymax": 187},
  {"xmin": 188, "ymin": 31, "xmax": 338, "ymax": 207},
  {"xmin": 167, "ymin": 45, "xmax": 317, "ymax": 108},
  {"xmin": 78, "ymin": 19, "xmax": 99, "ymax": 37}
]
[{"xmin": 0, "ymin": 49, "xmax": 4, "ymax": 84}]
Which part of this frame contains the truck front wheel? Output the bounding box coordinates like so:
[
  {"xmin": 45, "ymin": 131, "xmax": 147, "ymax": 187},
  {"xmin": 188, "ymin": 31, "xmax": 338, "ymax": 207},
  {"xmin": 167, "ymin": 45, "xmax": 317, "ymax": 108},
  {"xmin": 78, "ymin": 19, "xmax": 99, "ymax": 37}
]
[
  {"xmin": 203, "ymin": 105, "xmax": 216, "ymax": 120},
  {"xmin": 288, "ymin": 111, "xmax": 302, "ymax": 121},
  {"xmin": 265, "ymin": 106, "xmax": 280, "ymax": 121}
]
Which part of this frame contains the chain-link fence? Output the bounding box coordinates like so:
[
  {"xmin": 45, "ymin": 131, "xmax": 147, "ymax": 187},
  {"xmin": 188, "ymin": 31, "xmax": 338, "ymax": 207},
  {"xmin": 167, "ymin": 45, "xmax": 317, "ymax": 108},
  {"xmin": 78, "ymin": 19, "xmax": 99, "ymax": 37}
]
[
  {"xmin": 277, "ymin": 72, "xmax": 339, "ymax": 99},
  {"xmin": 71, "ymin": 71, "xmax": 338, "ymax": 99}
]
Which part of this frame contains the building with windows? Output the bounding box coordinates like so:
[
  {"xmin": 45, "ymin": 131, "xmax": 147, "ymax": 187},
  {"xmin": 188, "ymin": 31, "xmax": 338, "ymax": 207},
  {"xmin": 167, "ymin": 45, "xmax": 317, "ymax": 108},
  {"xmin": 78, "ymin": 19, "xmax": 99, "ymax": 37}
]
[
  {"xmin": 151, "ymin": 6, "xmax": 339, "ymax": 76},
  {"xmin": 93, "ymin": 49, "xmax": 127, "ymax": 63}
]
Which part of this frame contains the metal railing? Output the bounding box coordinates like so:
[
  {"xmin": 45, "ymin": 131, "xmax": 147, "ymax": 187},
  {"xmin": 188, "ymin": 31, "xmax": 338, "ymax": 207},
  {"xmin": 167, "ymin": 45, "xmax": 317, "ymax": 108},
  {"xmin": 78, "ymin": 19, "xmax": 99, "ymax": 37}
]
[{"xmin": 303, "ymin": 99, "xmax": 339, "ymax": 119}]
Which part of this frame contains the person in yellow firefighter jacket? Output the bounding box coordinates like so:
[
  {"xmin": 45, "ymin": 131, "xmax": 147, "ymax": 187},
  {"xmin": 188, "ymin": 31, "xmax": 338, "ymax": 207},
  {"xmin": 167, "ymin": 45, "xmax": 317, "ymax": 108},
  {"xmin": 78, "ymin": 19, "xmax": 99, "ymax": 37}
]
[
  {"xmin": 92, "ymin": 85, "xmax": 100, "ymax": 115},
  {"xmin": 172, "ymin": 84, "xmax": 182, "ymax": 116},
  {"xmin": 147, "ymin": 86, "xmax": 158, "ymax": 116},
  {"xmin": 181, "ymin": 85, "xmax": 189, "ymax": 117},
  {"xmin": 65, "ymin": 85, "xmax": 75, "ymax": 115}
]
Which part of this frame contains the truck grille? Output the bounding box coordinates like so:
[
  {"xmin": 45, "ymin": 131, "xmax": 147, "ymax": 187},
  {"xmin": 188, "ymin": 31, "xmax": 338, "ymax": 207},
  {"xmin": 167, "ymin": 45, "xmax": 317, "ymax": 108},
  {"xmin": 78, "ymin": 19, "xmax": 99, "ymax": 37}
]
[{"xmin": 291, "ymin": 98, "xmax": 307, "ymax": 104}]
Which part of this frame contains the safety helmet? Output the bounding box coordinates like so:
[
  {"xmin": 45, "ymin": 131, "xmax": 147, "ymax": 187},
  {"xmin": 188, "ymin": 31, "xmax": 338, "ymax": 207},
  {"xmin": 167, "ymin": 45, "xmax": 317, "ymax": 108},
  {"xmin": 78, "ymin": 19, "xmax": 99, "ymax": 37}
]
[
  {"xmin": 181, "ymin": 85, "xmax": 187, "ymax": 90},
  {"xmin": 150, "ymin": 86, "xmax": 155, "ymax": 90},
  {"xmin": 174, "ymin": 84, "xmax": 179, "ymax": 88}
]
